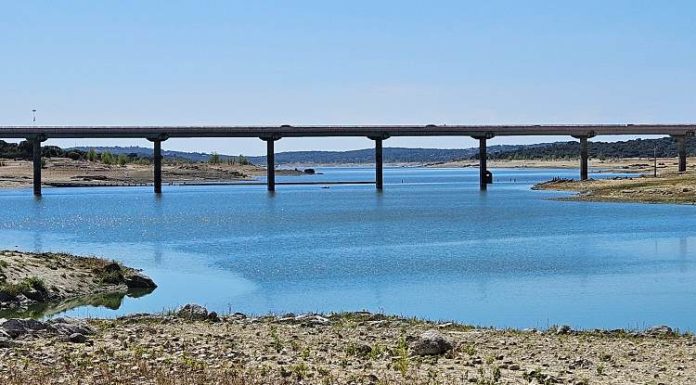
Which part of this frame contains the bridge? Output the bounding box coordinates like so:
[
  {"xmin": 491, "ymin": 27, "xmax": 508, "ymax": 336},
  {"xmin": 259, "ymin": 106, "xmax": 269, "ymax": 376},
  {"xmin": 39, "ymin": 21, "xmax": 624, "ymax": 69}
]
[{"xmin": 0, "ymin": 124, "xmax": 693, "ymax": 196}]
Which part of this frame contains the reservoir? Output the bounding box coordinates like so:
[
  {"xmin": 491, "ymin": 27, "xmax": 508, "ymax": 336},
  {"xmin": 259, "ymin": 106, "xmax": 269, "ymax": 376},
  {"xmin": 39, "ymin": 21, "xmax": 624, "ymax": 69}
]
[{"xmin": 1, "ymin": 167, "xmax": 695, "ymax": 331}]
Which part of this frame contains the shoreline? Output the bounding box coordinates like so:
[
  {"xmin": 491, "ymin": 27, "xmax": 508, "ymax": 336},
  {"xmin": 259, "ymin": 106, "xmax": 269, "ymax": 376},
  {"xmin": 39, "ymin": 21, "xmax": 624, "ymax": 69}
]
[
  {"xmin": 533, "ymin": 173, "xmax": 696, "ymax": 205},
  {"xmin": 0, "ymin": 251, "xmax": 156, "ymax": 318},
  {"xmin": 1, "ymin": 308, "xmax": 692, "ymax": 385}
]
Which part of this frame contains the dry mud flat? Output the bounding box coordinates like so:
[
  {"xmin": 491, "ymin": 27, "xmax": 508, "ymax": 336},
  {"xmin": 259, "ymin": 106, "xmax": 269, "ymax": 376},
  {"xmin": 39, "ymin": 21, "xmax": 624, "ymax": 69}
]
[{"xmin": 0, "ymin": 307, "xmax": 694, "ymax": 385}]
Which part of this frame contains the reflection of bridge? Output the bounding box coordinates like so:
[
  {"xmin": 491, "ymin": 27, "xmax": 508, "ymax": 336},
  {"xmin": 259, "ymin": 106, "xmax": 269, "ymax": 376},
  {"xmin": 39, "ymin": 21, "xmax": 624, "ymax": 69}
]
[{"xmin": 1, "ymin": 124, "xmax": 693, "ymax": 196}]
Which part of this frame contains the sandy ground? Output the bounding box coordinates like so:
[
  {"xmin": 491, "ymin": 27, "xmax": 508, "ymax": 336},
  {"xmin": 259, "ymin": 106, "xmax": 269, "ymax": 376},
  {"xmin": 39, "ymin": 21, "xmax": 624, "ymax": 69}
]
[
  {"xmin": 429, "ymin": 157, "xmax": 696, "ymax": 174},
  {"xmin": 0, "ymin": 311, "xmax": 694, "ymax": 385},
  {"xmin": 534, "ymin": 173, "xmax": 696, "ymax": 204},
  {"xmin": 0, "ymin": 159, "xmax": 301, "ymax": 188}
]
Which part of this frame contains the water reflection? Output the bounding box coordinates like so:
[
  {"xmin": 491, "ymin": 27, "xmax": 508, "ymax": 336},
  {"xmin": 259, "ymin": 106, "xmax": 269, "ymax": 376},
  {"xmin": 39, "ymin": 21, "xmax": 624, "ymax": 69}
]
[{"xmin": 0, "ymin": 287, "xmax": 156, "ymax": 319}]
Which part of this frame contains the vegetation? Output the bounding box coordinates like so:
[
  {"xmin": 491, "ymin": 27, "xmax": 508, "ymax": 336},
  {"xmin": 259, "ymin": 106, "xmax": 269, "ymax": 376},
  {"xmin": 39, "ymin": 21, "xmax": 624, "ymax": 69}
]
[{"xmin": 0, "ymin": 276, "xmax": 47, "ymax": 297}]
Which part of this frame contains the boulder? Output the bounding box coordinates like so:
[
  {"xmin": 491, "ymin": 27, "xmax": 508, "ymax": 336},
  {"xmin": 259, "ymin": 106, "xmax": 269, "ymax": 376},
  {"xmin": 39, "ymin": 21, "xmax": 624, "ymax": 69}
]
[
  {"xmin": 124, "ymin": 273, "xmax": 157, "ymax": 289},
  {"xmin": 176, "ymin": 304, "xmax": 210, "ymax": 320},
  {"xmin": 409, "ymin": 330, "xmax": 453, "ymax": 356},
  {"xmin": 645, "ymin": 325, "xmax": 674, "ymax": 336},
  {"xmin": 1, "ymin": 318, "xmax": 48, "ymax": 338},
  {"xmin": 48, "ymin": 318, "xmax": 95, "ymax": 336},
  {"xmin": 68, "ymin": 333, "xmax": 88, "ymax": 343}
]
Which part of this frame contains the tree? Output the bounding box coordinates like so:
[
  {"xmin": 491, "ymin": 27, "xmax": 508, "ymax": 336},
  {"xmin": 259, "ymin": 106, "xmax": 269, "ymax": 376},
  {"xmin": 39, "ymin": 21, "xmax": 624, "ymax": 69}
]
[
  {"xmin": 87, "ymin": 149, "xmax": 97, "ymax": 162},
  {"xmin": 209, "ymin": 152, "xmax": 221, "ymax": 164},
  {"xmin": 100, "ymin": 151, "xmax": 114, "ymax": 165},
  {"xmin": 117, "ymin": 154, "xmax": 128, "ymax": 166}
]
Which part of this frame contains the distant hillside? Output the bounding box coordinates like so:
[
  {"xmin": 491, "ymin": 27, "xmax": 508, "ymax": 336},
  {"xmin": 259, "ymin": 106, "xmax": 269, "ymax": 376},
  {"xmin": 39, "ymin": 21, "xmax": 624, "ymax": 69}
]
[
  {"xmin": 489, "ymin": 137, "xmax": 696, "ymax": 160},
  {"xmin": 246, "ymin": 146, "xmax": 523, "ymax": 165},
  {"xmin": 2, "ymin": 136, "xmax": 695, "ymax": 164}
]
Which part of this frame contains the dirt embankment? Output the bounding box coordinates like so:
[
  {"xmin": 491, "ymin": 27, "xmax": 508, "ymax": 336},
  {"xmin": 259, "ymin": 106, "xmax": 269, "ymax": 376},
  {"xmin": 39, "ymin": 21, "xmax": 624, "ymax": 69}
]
[
  {"xmin": 534, "ymin": 173, "xmax": 696, "ymax": 204},
  {"xmin": 0, "ymin": 309, "xmax": 693, "ymax": 385},
  {"xmin": 0, "ymin": 158, "xmax": 303, "ymax": 188},
  {"xmin": 0, "ymin": 251, "xmax": 156, "ymax": 318}
]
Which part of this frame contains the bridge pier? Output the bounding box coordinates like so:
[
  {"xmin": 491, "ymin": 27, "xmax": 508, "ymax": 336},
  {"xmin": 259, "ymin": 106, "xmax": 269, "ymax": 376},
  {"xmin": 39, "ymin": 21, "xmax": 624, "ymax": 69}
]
[
  {"xmin": 472, "ymin": 133, "xmax": 493, "ymax": 190},
  {"xmin": 30, "ymin": 135, "xmax": 46, "ymax": 196},
  {"xmin": 572, "ymin": 134, "xmax": 593, "ymax": 180},
  {"xmin": 673, "ymin": 135, "xmax": 687, "ymax": 173},
  {"xmin": 147, "ymin": 135, "xmax": 168, "ymax": 194},
  {"xmin": 369, "ymin": 135, "xmax": 389, "ymax": 191},
  {"xmin": 262, "ymin": 136, "xmax": 280, "ymax": 191}
]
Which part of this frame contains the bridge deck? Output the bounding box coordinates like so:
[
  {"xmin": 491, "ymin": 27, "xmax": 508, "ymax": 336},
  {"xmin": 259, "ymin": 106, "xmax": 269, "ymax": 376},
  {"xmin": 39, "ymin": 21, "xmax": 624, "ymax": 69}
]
[{"xmin": 0, "ymin": 124, "xmax": 694, "ymax": 138}]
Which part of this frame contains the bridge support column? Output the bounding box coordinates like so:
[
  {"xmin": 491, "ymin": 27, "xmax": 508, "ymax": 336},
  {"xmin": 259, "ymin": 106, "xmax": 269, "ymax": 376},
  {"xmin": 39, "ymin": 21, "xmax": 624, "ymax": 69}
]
[
  {"xmin": 30, "ymin": 135, "xmax": 46, "ymax": 196},
  {"xmin": 673, "ymin": 135, "xmax": 687, "ymax": 173},
  {"xmin": 261, "ymin": 136, "xmax": 280, "ymax": 191},
  {"xmin": 472, "ymin": 133, "xmax": 493, "ymax": 191},
  {"xmin": 369, "ymin": 134, "xmax": 389, "ymax": 191},
  {"xmin": 572, "ymin": 134, "xmax": 593, "ymax": 181},
  {"xmin": 147, "ymin": 135, "xmax": 168, "ymax": 194}
]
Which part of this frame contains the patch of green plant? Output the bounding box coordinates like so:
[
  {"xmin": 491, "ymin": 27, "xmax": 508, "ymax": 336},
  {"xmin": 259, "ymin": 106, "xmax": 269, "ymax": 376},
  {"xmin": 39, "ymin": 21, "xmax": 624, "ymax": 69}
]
[
  {"xmin": 290, "ymin": 362, "xmax": 309, "ymax": 380},
  {"xmin": 98, "ymin": 269, "xmax": 124, "ymax": 284},
  {"xmin": 392, "ymin": 335, "xmax": 410, "ymax": 377},
  {"xmin": 0, "ymin": 276, "xmax": 47, "ymax": 297},
  {"xmin": 269, "ymin": 326, "xmax": 283, "ymax": 352}
]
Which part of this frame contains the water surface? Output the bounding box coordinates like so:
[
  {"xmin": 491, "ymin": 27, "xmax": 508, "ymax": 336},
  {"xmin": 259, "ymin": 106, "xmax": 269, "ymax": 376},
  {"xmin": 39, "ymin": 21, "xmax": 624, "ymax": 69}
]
[{"xmin": 1, "ymin": 167, "xmax": 695, "ymax": 331}]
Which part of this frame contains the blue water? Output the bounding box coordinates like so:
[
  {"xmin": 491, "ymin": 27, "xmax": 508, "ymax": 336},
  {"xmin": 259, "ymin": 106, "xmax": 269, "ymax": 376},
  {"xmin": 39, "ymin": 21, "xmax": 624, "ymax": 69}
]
[{"xmin": 2, "ymin": 167, "xmax": 696, "ymax": 331}]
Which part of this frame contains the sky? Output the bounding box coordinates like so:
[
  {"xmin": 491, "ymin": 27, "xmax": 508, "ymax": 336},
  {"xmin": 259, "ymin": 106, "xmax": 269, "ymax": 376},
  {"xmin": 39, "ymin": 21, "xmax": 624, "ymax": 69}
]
[{"xmin": 1, "ymin": 1, "xmax": 695, "ymax": 156}]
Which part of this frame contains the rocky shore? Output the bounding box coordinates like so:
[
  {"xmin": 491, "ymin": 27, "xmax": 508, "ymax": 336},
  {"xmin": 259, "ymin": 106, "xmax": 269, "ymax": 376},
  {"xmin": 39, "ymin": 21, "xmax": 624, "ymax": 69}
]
[
  {"xmin": 1, "ymin": 307, "xmax": 694, "ymax": 384},
  {"xmin": 533, "ymin": 173, "xmax": 696, "ymax": 204},
  {"xmin": 0, "ymin": 251, "xmax": 156, "ymax": 317}
]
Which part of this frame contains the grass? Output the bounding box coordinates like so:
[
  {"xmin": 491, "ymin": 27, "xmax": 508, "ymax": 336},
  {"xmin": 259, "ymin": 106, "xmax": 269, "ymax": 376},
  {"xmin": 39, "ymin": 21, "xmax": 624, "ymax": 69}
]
[{"xmin": 0, "ymin": 276, "xmax": 47, "ymax": 297}]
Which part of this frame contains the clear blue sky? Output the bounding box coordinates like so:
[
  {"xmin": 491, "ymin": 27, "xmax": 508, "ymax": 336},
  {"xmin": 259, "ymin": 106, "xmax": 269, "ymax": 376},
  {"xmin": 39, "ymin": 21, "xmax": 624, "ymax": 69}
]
[{"xmin": 2, "ymin": 1, "xmax": 695, "ymax": 155}]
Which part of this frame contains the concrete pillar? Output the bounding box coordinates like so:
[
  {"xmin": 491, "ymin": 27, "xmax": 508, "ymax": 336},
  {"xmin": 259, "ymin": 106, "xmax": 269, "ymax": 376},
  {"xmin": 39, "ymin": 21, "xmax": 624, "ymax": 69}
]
[
  {"xmin": 153, "ymin": 140, "xmax": 162, "ymax": 194},
  {"xmin": 375, "ymin": 138, "xmax": 383, "ymax": 191},
  {"xmin": 147, "ymin": 135, "xmax": 168, "ymax": 194},
  {"xmin": 262, "ymin": 137, "xmax": 279, "ymax": 191},
  {"xmin": 676, "ymin": 135, "xmax": 687, "ymax": 173},
  {"xmin": 32, "ymin": 138, "xmax": 42, "ymax": 196},
  {"xmin": 579, "ymin": 136, "xmax": 589, "ymax": 180},
  {"xmin": 479, "ymin": 137, "xmax": 487, "ymax": 191}
]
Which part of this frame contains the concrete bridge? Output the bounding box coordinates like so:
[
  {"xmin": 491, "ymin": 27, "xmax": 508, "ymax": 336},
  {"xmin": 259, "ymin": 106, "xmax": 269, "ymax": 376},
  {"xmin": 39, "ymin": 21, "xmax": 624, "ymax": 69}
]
[{"xmin": 0, "ymin": 124, "xmax": 693, "ymax": 196}]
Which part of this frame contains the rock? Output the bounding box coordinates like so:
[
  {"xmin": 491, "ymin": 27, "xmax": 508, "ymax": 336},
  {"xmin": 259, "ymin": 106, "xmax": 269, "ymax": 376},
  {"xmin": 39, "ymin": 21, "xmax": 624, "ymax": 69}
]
[
  {"xmin": 48, "ymin": 318, "xmax": 95, "ymax": 336},
  {"xmin": 124, "ymin": 273, "xmax": 157, "ymax": 289},
  {"xmin": 645, "ymin": 325, "xmax": 674, "ymax": 336},
  {"xmin": 0, "ymin": 291, "xmax": 17, "ymax": 302},
  {"xmin": 176, "ymin": 304, "xmax": 210, "ymax": 320},
  {"xmin": 0, "ymin": 337, "xmax": 17, "ymax": 348},
  {"xmin": 207, "ymin": 311, "xmax": 220, "ymax": 322},
  {"xmin": 410, "ymin": 330, "xmax": 453, "ymax": 356},
  {"xmin": 295, "ymin": 314, "xmax": 330, "ymax": 325},
  {"xmin": 1, "ymin": 318, "xmax": 48, "ymax": 338},
  {"xmin": 68, "ymin": 333, "xmax": 88, "ymax": 343}
]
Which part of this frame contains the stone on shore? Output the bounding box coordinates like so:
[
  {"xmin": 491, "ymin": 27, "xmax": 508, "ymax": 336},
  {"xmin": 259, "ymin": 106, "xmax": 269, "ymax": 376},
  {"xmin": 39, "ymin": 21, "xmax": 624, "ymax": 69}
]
[
  {"xmin": 410, "ymin": 330, "xmax": 453, "ymax": 356},
  {"xmin": 176, "ymin": 304, "xmax": 218, "ymax": 321},
  {"xmin": 1, "ymin": 318, "xmax": 48, "ymax": 338},
  {"xmin": 68, "ymin": 333, "xmax": 88, "ymax": 343},
  {"xmin": 645, "ymin": 325, "xmax": 674, "ymax": 336}
]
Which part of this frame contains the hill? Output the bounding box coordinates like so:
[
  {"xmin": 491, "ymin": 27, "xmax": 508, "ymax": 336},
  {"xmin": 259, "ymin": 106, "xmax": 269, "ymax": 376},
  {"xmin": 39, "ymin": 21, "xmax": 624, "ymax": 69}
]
[{"xmin": 1, "ymin": 136, "xmax": 695, "ymax": 164}]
